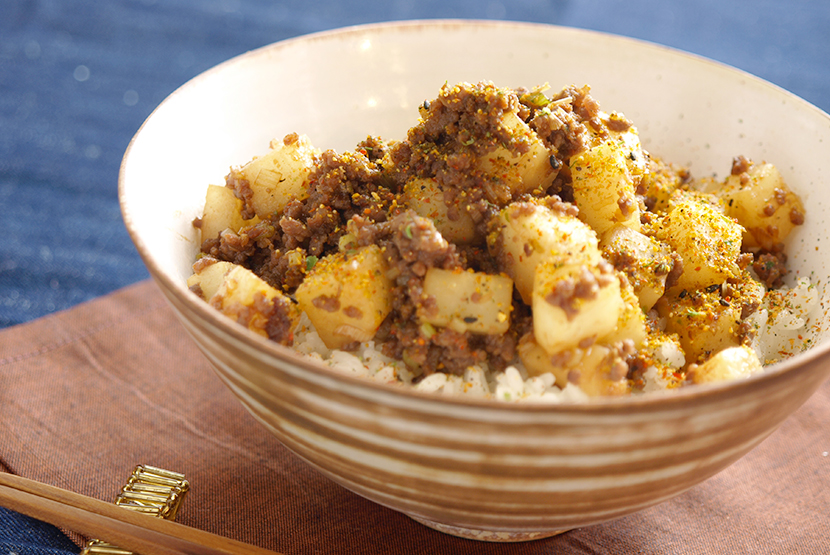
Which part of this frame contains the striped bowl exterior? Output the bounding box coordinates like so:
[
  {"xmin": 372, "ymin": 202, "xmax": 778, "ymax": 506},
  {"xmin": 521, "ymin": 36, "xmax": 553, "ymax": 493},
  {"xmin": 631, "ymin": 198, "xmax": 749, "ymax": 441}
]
[{"xmin": 156, "ymin": 276, "xmax": 830, "ymax": 540}]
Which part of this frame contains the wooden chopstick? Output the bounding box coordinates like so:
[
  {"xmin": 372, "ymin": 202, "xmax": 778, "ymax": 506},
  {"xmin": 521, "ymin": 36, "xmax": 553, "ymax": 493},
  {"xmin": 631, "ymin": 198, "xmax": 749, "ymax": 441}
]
[{"xmin": 0, "ymin": 472, "xmax": 282, "ymax": 555}]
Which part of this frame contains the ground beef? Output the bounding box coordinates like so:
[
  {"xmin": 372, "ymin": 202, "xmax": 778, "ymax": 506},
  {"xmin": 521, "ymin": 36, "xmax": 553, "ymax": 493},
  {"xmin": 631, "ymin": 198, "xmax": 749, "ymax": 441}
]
[
  {"xmin": 188, "ymin": 282, "xmax": 204, "ymax": 298},
  {"xmin": 205, "ymin": 148, "xmax": 396, "ymax": 293},
  {"xmin": 264, "ymin": 296, "xmax": 297, "ymax": 345},
  {"xmin": 604, "ymin": 244, "xmax": 638, "ymax": 276},
  {"xmin": 226, "ymin": 169, "xmax": 257, "ymax": 220},
  {"xmin": 543, "ymin": 261, "xmax": 616, "ymax": 320},
  {"xmin": 344, "ymin": 210, "xmax": 523, "ymax": 376},
  {"xmin": 737, "ymin": 320, "xmax": 758, "ymax": 346},
  {"xmin": 389, "ymin": 211, "xmax": 460, "ymax": 268},
  {"xmin": 201, "ymin": 221, "xmax": 277, "ymax": 268},
  {"xmin": 664, "ymin": 252, "xmax": 684, "ymax": 290},
  {"xmin": 542, "ymin": 194, "xmax": 579, "ymax": 217},
  {"xmin": 731, "ymin": 155, "xmax": 751, "ymax": 176},
  {"xmin": 356, "ymin": 136, "xmax": 389, "ymax": 163},
  {"xmin": 385, "ymin": 82, "xmax": 557, "ymax": 241},
  {"xmin": 194, "ymin": 81, "xmax": 801, "ymax": 382},
  {"xmin": 210, "ymin": 291, "xmax": 295, "ymax": 345},
  {"xmin": 604, "ymin": 112, "xmax": 633, "ymax": 133},
  {"xmin": 191, "ymin": 256, "xmax": 218, "ymax": 274},
  {"xmin": 789, "ymin": 207, "xmax": 805, "ymax": 225},
  {"xmin": 525, "ymin": 96, "xmax": 590, "ymax": 161},
  {"xmin": 736, "ymin": 252, "xmax": 754, "ymax": 271},
  {"xmin": 418, "ymin": 82, "xmax": 522, "ymax": 157},
  {"xmin": 753, "ymin": 250, "xmax": 788, "ymax": 288},
  {"xmin": 618, "ymin": 195, "xmax": 637, "ymax": 218}
]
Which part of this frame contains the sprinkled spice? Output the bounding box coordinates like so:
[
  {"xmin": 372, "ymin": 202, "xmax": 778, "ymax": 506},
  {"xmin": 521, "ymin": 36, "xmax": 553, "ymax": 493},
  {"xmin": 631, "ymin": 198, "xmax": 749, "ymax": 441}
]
[{"xmin": 190, "ymin": 80, "xmax": 818, "ymax": 398}]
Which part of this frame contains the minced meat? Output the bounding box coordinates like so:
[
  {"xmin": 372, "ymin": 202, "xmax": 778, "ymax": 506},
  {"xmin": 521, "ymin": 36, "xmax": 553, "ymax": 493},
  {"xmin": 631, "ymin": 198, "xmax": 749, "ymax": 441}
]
[{"xmin": 196, "ymin": 80, "xmax": 802, "ymax": 382}]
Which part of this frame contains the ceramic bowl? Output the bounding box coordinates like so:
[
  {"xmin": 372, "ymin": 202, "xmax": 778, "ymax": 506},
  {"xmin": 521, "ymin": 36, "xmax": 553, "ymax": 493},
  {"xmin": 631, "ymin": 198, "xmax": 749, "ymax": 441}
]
[{"xmin": 119, "ymin": 20, "xmax": 830, "ymax": 541}]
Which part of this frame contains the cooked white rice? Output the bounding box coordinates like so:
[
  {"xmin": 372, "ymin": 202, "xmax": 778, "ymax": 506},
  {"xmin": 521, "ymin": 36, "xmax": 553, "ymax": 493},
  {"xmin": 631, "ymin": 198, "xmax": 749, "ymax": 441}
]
[
  {"xmin": 292, "ymin": 277, "xmax": 820, "ymax": 402},
  {"xmin": 746, "ymin": 276, "xmax": 820, "ymax": 364}
]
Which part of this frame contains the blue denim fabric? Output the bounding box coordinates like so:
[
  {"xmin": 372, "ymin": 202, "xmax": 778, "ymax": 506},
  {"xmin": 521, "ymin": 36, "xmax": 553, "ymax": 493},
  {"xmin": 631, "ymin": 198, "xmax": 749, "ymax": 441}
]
[
  {"xmin": 2, "ymin": 0, "xmax": 829, "ymax": 329},
  {"xmin": 0, "ymin": 507, "xmax": 79, "ymax": 554},
  {"xmin": 1, "ymin": 0, "xmax": 828, "ymax": 550}
]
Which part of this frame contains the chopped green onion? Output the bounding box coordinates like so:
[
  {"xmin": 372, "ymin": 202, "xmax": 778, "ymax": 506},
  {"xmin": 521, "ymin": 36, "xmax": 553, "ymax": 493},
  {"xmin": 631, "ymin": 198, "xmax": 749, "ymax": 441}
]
[
  {"xmin": 306, "ymin": 255, "xmax": 318, "ymax": 272},
  {"xmin": 521, "ymin": 90, "xmax": 550, "ymax": 109},
  {"xmin": 420, "ymin": 322, "xmax": 436, "ymax": 338}
]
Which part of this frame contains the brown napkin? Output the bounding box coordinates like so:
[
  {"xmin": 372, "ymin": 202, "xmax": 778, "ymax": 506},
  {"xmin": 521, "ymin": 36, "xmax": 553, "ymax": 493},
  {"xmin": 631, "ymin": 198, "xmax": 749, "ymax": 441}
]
[{"xmin": 1, "ymin": 280, "xmax": 828, "ymax": 554}]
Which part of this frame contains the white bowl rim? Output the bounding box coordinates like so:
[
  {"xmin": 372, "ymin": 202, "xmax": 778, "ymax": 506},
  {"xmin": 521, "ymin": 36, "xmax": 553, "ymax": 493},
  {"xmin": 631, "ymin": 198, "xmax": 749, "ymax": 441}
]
[{"xmin": 119, "ymin": 18, "xmax": 830, "ymax": 413}]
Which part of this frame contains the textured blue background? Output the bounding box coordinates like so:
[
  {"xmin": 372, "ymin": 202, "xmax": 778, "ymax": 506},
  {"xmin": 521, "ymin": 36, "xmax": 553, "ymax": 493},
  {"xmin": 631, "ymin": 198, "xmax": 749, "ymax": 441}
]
[{"xmin": 1, "ymin": 0, "xmax": 828, "ymax": 550}]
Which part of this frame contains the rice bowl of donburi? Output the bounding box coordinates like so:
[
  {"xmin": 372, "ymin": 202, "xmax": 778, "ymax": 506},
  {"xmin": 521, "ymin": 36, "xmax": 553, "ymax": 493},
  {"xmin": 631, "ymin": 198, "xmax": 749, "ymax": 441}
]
[{"xmin": 120, "ymin": 20, "xmax": 830, "ymax": 541}]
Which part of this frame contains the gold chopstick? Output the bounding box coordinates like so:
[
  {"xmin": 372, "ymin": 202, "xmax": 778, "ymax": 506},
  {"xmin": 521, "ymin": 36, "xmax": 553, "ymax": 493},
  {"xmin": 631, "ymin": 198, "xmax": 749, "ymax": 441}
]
[{"xmin": 0, "ymin": 472, "xmax": 281, "ymax": 555}]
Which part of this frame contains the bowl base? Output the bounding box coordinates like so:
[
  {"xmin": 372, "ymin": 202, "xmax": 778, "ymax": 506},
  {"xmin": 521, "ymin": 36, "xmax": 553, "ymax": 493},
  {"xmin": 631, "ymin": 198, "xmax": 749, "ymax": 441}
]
[{"xmin": 409, "ymin": 515, "xmax": 571, "ymax": 542}]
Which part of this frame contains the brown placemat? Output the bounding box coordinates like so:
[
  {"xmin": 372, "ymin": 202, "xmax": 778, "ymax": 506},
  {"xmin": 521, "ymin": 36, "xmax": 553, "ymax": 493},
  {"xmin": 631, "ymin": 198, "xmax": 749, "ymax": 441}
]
[{"xmin": 1, "ymin": 279, "xmax": 828, "ymax": 554}]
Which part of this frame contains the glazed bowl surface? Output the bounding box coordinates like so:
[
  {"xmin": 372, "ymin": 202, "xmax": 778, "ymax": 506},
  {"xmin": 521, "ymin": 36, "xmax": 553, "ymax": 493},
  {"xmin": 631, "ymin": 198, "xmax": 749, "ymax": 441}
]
[{"xmin": 119, "ymin": 20, "xmax": 830, "ymax": 541}]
